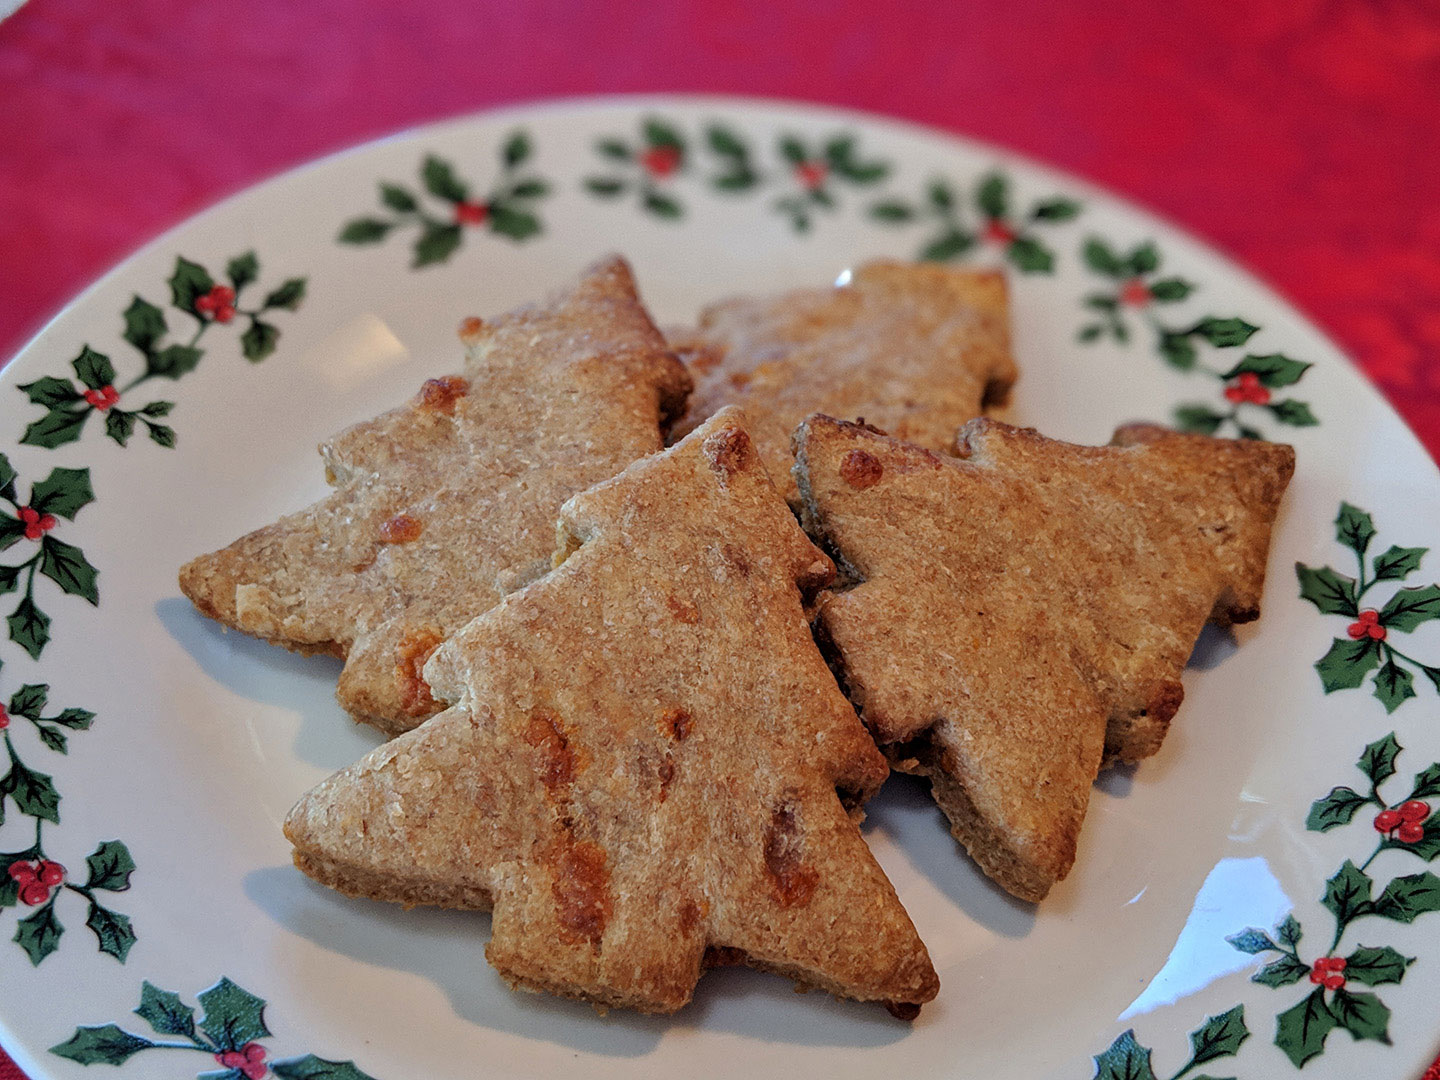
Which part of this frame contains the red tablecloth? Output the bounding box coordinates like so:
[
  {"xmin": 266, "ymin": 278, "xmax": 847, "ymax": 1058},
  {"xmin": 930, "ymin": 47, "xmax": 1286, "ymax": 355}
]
[{"xmin": 2, "ymin": 2, "xmax": 1437, "ymax": 1078}]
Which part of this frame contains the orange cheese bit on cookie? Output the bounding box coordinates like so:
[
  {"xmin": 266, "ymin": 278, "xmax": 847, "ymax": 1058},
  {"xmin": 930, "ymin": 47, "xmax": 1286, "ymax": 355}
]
[
  {"xmin": 793, "ymin": 414, "xmax": 1294, "ymax": 902},
  {"xmin": 285, "ymin": 409, "xmax": 938, "ymax": 1017}
]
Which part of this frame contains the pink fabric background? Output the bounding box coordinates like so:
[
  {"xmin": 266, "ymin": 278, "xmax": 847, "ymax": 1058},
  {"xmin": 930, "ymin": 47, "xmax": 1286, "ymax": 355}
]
[{"xmin": 1, "ymin": 1, "xmax": 1437, "ymax": 1077}]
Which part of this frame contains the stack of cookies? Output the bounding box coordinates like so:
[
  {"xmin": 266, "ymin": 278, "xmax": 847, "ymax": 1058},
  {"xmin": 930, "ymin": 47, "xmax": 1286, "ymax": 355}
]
[{"xmin": 180, "ymin": 256, "xmax": 1294, "ymax": 1019}]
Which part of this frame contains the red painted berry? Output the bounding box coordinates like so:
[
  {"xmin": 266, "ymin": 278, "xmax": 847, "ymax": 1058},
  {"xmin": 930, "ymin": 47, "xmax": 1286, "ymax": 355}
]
[
  {"xmin": 1224, "ymin": 371, "xmax": 1271, "ymax": 406},
  {"xmin": 1399, "ymin": 800, "xmax": 1431, "ymax": 822},
  {"xmin": 1350, "ymin": 609, "xmax": 1383, "ymax": 639},
  {"xmin": 197, "ymin": 285, "xmax": 236, "ymax": 321},
  {"xmin": 18, "ymin": 506, "xmax": 57, "ymax": 541},
  {"xmin": 1367, "ymin": 622, "xmax": 1388, "ymax": 641},
  {"xmin": 1323, "ymin": 972, "xmax": 1346, "ymax": 990},
  {"xmin": 83, "ymin": 384, "xmax": 120, "ymax": 411},
  {"xmin": 1120, "ymin": 278, "xmax": 1151, "ymax": 307},
  {"xmin": 0, "ymin": 706, "xmax": 8, "ymax": 730},
  {"xmin": 6, "ymin": 860, "xmax": 34, "ymax": 883},
  {"xmin": 215, "ymin": 304, "xmax": 236, "ymax": 324},
  {"xmin": 794, "ymin": 161, "xmax": 828, "ymax": 190},
  {"xmin": 1375, "ymin": 808, "xmax": 1403, "ymax": 832},
  {"xmin": 983, "ymin": 218, "xmax": 1016, "ymax": 245},
  {"xmin": 37, "ymin": 861, "xmax": 64, "ymax": 887},
  {"xmin": 19, "ymin": 881, "xmax": 50, "ymax": 906},
  {"xmin": 1398, "ymin": 821, "xmax": 1426, "ymax": 844},
  {"xmin": 454, "ymin": 201, "xmax": 489, "ymax": 226},
  {"xmin": 640, "ymin": 145, "xmax": 681, "ymax": 178}
]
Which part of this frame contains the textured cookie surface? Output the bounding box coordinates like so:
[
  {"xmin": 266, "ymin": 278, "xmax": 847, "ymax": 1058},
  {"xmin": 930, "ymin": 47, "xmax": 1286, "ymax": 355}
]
[
  {"xmin": 669, "ymin": 261, "xmax": 1016, "ymax": 502},
  {"xmin": 284, "ymin": 409, "xmax": 939, "ymax": 1015},
  {"xmin": 179, "ymin": 256, "xmax": 691, "ymax": 735},
  {"xmin": 794, "ymin": 415, "xmax": 1294, "ymax": 902}
]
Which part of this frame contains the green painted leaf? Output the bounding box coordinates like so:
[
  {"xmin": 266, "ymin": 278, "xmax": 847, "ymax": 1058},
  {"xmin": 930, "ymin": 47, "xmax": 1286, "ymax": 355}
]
[
  {"xmin": 1252, "ymin": 953, "xmax": 1309, "ymax": 987},
  {"xmin": 0, "ymin": 454, "xmax": 13, "ymax": 493},
  {"xmin": 50, "ymin": 1024, "xmax": 154, "ymax": 1065},
  {"xmin": 1336, "ymin": 503, "xmax": 1376, "ymax": 557},
  {"xmin": 583, "ymin": 176, "xmax": 627, "ymax": 196},
  {"xmin": 1173, "ymin": 404, "xmax": 1226, "ymax": 435},
  {"xmin": 31, "ymin": 466, "xmax": 94, "ymax": 520},
  {"xmin": 869, "ymin": 200, "xmax": 915, "ymax": 222},
  {"xmin": 920, "ymin": 229, "xmax": 976, "ymax": 262},
  {"xmin": 1147, "ymin": 276, "xmax": 1193, "ymax": 301},
  {"xmin": 241, "ymin": 320, "xmax": 280, "ymax": 362},
  {"xmin": 1225, "ymin": 927, "xmax": 1276, "ymax": 954},
  {"xmin": 263, "ymin": 277, "xmax": 307, "ymax": 311},
  {"xmin": 502, "ymin": 129, "xmax": 531, "ymax": 168},
  {"xmin": 19, "ymin": 377, "xmax": 82, "ymax": 409},
  {"xmin": 0, "ymin": 875, "xmax": 16, "ymax": 908},
  {"xmin": 644, "ymin": 117, "xmax": 686, "ymax": 152},
  {"xmin": 40, "ymin": 537, "xmax": 99, "ymax": 604},
  {"xmin": 643, "ymin": 191, "xmax": 683, "ymax": 219},
  {"xmin": 1323, "ymin": 860, "xmax": 1374, "ymax": 925},
  {"xmin": 975, "ymin": 174, "xmax": 1008, "ymax": 220},
  {"xmin": 1315, "ymin": 637, "xmax": 1381, "ymax": 691},
  {"xmin": 35, "ymin": 725, "xmax": 65, "ymax": 753},
  {"xmin": 412, "ymin": 223, "xmax": 462, "ymax": 268},
  {"xmin": 1307, "ymin": 786, "xmax": 1371, "ymax": 831},
  {"xmin": 271, "ymin": 1054, "xmax": 380, "ymax": 1080},
  {"xmin": 1372, "ymin": 545, "xmax": 1426, "ymax": 583},
  {"xmin": 1295, "ymin": 563, "xmax": 1358, "ymax": 615},
  {"xmin": 1235, "ymin": 424, "xmax": 1264, "ymax": 440},
  {"xmin": 1158, "ymin": 330, "xmax": 1198, "ymax": 370},
  {"xmin": 1372, "ymin": 870, "xmax": 1440, "ymax": 922},
  {"xmin": 147, "ymin": 423, "xmax": 176, "ymax": 449},
  {"xmin": 420, "ymin": 155, "xmax": 468, "ymax": 202},
  {"xmin": 488, "ymin": 205, "xmax": 542, "ymax": 241},
  {"xmin": 1124, "ymin": 241, "xmax": 1158, "ymax": 274},
  {"xmin": 711, "ymin": 170, "xmax": 757, "ymax": 192},
  {"xmin": 147, "ymin": 343, "xmax": 202, "ymax": 380},
  {"xmin": 378, "ymin": 183, "xmax": 417, "ymax": 212},
  {"xmin": 0, "ymin": 563, "xmax": 19, "ymax": 593},
  {"xmin": 226, "ymin": 251, "xmax": 258, "ymax": 289},
  {"xmin": 168, "ymin": 257, "xmax": 215, "ymax": 312},
  {"xmin": 1091, "ymin": 1029, "xmax": 1156, "ymax": 1080},
  {"xmin": 595, "ymin": 136, "xmax": 631, "ymax": 160},
  {"xmin": 1383, "ymin": 816, "xmax": 1440, "ymax": 860},
  {"xmin": 1379, "ymin": 584, "xmax": 1440, "ymax": 631},
  {"xmin": 197, "ymin": 978, "xmax": 271, "ymax": 1051},
  {"xmin": 135, "ymin": 982, "xmax": 196, "ymax": 1038},
  {"xmin": 20, "ymin": 408, "xmax": 88, "ymax": 449},
  {"xmin": 122, "ymin": 297, "xmax": 167, "ymax": 354},
  {"xmin": 86, "ymin": 840, "xmax": 135, "ymax": 891},
  {"xmin": 337, "ymin": 218, "xmax": 393, "ymax": 243},
  {"xmin": 86, "ymin": 900, "xmax": 135, "ymax": 961},
  {"xmin": 2, "ymin": 755, "xmax": 59, "ymax": 822},
  {"xmin": 1344, "ymin": 944, "xmax": 1413, "ymax": 986},
  {"xmin": 927, "ymin": 179, "xmax": 955, "ymax": 210},
  {"xmin": 1359, "ymin": 733, "xmax": 1403, "ymax": 784},
  {"xmin": 1191, "ymin": 316, "xmax": 1259, "ymax": 348},
  {"xmin": 1410, "ymin": 762, "xmax": 1440, "ymax": 800},
  {"xmin": 829, "ymin": 159, "xmax": 889, "ymax": 184},
  {"xmin": 1006, "ymin": 236, "xmax": 1053, "ymax": 273},
  {"xmin": 1328, "ymin": 987, "xmax": 1391, "ymax": 1044},
  {"xmin": 9, "ymin": 593, "xmax": 51, "ymax": 660},
  {"xmin": 777, "ymin": 133, "xmax": 808, "ymax": 164},
  {"xmin": 1030, "ymin": 197, "xmax": 1080, "ymax": 221},
  {"xmin": 1373, "ymin": 660, "xmax": 1416, "ymax": 713},
  {"xmin": 69, "ymin": 346, "xmax": 115, "ymax": 392},
  {"xmin": 54, "ymin": 707, "xmax": 94, "ymax": 729},
  {"xmin": 1274, "ymin": 986, "xmax": 1337, "ymax": 1068},
  {"xmin": 1188, "ymin": 1005, "xmax": 1249, "ymax": 1063},
  {"xmin": 9, "ymin": 683, "xmax": 47, "ymax": 718},
  {"xmin": 1223, "ymin": 353, "xmax": 1311, "ymax": 388},
  {"xmin": 706, "ymin": 125, "xmax": 747, "ymax": 157},
  {"xmin": 139, "ymin": 400, "xmax": 173, "ymax": 417},
  {"xmin": 104, "ymin": 409, "xmax": 136, "ymax": 447},
  {"xmin": 1268, "ymin": 399, "xmax": 1319, "ymax": 426},
  {"xmin": 508, "ymin": 178, "xmax": 549, "ymax": 199},
  {"xmin": 14, "ymin": 900, "xmax": 62, "ymax": 965},
  {"xmin": 1078, "ymin": 325, "xmax": 1103, "ymax": 343},
  {"xmin": 1277, "ymin": 913, "xmax": 1302, "ymax": 947}
]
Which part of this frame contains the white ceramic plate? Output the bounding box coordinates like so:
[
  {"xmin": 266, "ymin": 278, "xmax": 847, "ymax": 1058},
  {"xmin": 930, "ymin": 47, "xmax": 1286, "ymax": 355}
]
[{"xmin": 1, "ymin": 97, "xmax": 1438, "ymax": 1080}]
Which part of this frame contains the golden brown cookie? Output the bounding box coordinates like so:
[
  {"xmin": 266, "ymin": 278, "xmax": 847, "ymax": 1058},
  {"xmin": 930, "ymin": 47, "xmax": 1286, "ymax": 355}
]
[
  {"xmin": 180, "ymin": 256, "xmax": 691, "ymax": 735},
  {"xmin": 284, "ymin": 408, "xmax": 939, "ymax": 1016},
  {"xmin": 793, "ymin": 415, "xmax": 1294, "ymax": 902},
  {"xmin": 669, "ymin": 260, "xmax": 1016, "ymax": 503}
]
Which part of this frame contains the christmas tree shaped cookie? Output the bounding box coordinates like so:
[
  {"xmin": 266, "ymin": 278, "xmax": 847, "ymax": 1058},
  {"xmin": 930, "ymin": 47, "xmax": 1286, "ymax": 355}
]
[
  {"xmin": 669, "ymin": 261, "xmax": 1016, "ymax": 504},
  {"xmin": 180, "ymin": 257, "xmax": 691, "ymax": 735},
  {"xmin": 284, "ymin": 409, "xmax": 939, "ymax": 1016},
  {"xmin": 793, "ymin": 415, "xmax": 1294, "ymax": 901}
]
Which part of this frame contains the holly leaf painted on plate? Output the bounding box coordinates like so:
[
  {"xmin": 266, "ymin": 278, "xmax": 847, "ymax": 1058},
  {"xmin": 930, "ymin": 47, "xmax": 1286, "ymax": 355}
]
[
  {"xmin": 8, "ymin": 682, "xmax": 47, "ymax": 718},
  {"xmin": 8, "ymin": 593, "xmax": 51, "ymax": 660},
  {"xmin": 1322, "ymin": 860, "xmax": 1374, "ymax": 925},
  {"xmin": 1372, "ymin": 545, "xmax": 1426, "ymax": 582},
  {"xmin": 337, "ymin": 218, "xmax": 393, "ymax": 244},
  {"xmin": 420, "ymin": 155, "xmax": 468, "ymax": 203},
  {"xmin": 1158, "ymin": 330, "xmax": 1197, "ymax": 370},
  {"xmin": 502, "ymin": 129, "xmax": 531, "ymax": 169},
  {"xmin": 1190, "ymin": 316, "xmax": 1259, "ymax": 348},
  {"xmin": 18, "ymin": 377, "xmax": 82, "ymax": 410},
  {"xmin": 920, "ymin": 229, "xmax": 975, "ymax": 262},
  {"xmin": 1030, "ymin": 196, "xmax": 1080, "ymax": 221},
  {"xmin": 1006, "ymin": 236, "xmax": 1053, "ymax": 273},
  {"xmin": 643, "ymin": 191, "xmax": 683, "ymax": 219},
  {"xmin": 85, "ymin": 840, "xmax": 136, "ymax": 891},
  {"xmin": 1222, "ymin": 353, "xmax": 1311, "ymax": 388},
  {"xmin": 1373, "ymin": 661, "xmax": 1416, "ymax": 713},
  {"xmin": 488, "ymin": 205, "xmax": 542, "ymax": 241},
  {"xmin": 122, "ymin": 297, "xmax": 167, "ymax": 355},
  {"xmin": 105, "ymin": 410, "xmax": 136, "ymax": 446},
  {"xmin": 1173, "ymin": 404, "xmax": 1225, "ymax": 435},
  {"xmin": 17, "ymin": 403, "xmax": 87, "ymax": 451},
  {"xmin": 1252, "ymin": 953, "xmax": 1309, "ymax": 987},
  {"xmin": 1382, "ymin": 817, "xmax": 1440, "ymax": 859},
  {"xmin": 50, "ymin": 1025, "xmax": 155, "ymax": 1066},
  {"xmin": 29, "ymin": 466, "xmax": 94, "ymax": 520},
  {"xmin": 227, "ymin": 252, "xmax": 259, "ymax": 290},
  {"xmin": 40, "ymin": 537, "xmax": 100, "ymax": 604},
  {"xmin": 1267, "ymin": 400, "xmax": 1319, "ymax": 427},
  {"xmin": 1410, "ymin": 762, "xmax": 1440, "ymax": 800},
  {"xmin": 1335, "ymin": 503, "xmax": 1376, "ymax": 558},
  {"xmin": 241, "ymin": 320, "xmax": 280, "ymax": 362},
  {"xmin": 13, "ymin": 901, "xmax": 63, "ymax": 965},
  {"xmin": 1371, "ymin": 871, "xmax": 1440, "ymax": 922},
  {"xmin": 644, "ymin": 117, "xmax": 686, "ymax": 153},
  {"xmin": 70, "ymin": 346, "xmax": 116, "ymax": 392},
  {"xmin": 1082, "ymin": 237, "xmax": 1125, "ymax": 277},
  {"xmin": 1307, "ymin": 786, "xmax": 1371, "ymax": 831},
  {"xmin": 1315, "ymin": 637, "xmax": 1381, "ymax": 692},
  {"xmin": 1146, "ymin": 276, "xmax": 1192, "ymax": 301},
  {"xmin": 1359, "ymin": 733, "xmax": 1402, "ymax": 786},
  {"xmin": 135, "ymin": 982, "xmax": 196, "ymax": 1038},
  {"xmin": 1274, "ymin": 986, "xmax": 1336, "ymax": 1068},
  {"xmin": 147, "ymin": 343, "xmax": 202, "ymax": 380},
  {"xmin": 1225, "ymin": 927, "xmax": 1276, "ymax": 954},
  {"xmin": 168, "ymin": 257, "xmax": 215, "ymax": 313},
  {"xmin": 271, "ymin": 1055, "xmax": 380, "ymax": 1080},
  {"xmin": 86, "ymin": 900, "xmax": 135, "ymax": 961},
  {"xmin": 1187, "ymin": 1006, "xmax": 1249, "ymax": 1064},
  {"xmin": 413, "ymin": 223, "xmax": 462, "ymax": 268},
  {"xmin": 197, "ymin": 978, "xmax": 271, "ymax": 1052},
  {"xmin": 1091, "ymin": 1029, "xmax": 1156, "ymax": 1080},
  {"xmin": 1327, "ymin": 987, "xmax": 1391, "ymax": 1046},
  {"xmin": 262, "ymin": 277, "xmax": 307, "ymax": 311},
  {"xmin": 1277, "ymin": 913, "xmax": 1302, "ymax": 947},
  {"xmin": 1343, "ymin": 944, "xmax": 1413, "ymax": 986},
  {"xmin": 2, "ymin": 756, "xmax": 60, "ymax": 823},
  {"xmin": 1378, "ymin": 584, "xmax": 1440, "ymax": 631},
  {"xmin": 1295, "ymin": 563, "xmax": 1358, "ymax": 616}
]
